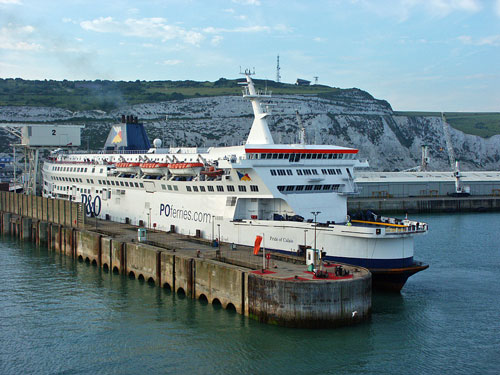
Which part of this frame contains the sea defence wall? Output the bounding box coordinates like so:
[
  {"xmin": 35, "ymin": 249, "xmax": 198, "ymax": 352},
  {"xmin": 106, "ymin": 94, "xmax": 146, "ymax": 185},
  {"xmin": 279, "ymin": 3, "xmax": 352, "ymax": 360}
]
[
  {"xmin": 348, "ymin": 195, "xmax": 500, "ymax": 214},
  {"xmin": 0, "ymin": 191, "xmax": 371, "ymax": 329}
]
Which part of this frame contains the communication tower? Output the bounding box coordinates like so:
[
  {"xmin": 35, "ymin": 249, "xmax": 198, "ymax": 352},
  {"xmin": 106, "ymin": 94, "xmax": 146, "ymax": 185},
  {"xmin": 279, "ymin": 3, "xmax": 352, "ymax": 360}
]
[{"xmin": 314, "ymin": 76, "xmax": 319, "ymax": 84}]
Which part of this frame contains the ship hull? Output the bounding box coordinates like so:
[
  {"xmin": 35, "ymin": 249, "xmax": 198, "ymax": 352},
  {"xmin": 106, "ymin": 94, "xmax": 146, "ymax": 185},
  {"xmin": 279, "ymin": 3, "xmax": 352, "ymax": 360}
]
[
  {"xmin": 369, "ymin": 262, "xmax": 429, "ymax": 292},
  {"xmin": 43, "ymin": 177, "xmax": 421, "ymax": 277}
]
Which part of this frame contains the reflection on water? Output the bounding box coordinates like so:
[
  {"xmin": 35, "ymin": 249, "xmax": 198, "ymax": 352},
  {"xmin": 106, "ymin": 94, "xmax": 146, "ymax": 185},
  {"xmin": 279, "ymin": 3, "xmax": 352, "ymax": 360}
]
[{"xmin": 1, "ymin": 212, "xmax": 500, "ymax": 375}]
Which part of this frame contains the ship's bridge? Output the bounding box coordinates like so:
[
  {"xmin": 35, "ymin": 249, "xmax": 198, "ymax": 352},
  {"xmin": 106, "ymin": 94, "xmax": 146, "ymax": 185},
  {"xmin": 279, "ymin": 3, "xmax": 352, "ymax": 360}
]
[
  {"xmin": 231, "ymin": 144, "xmax": 362, "ymax": 224},
  {"xmin": 244, "ymin": 144, "xmax": 358, "ymax": 163}
]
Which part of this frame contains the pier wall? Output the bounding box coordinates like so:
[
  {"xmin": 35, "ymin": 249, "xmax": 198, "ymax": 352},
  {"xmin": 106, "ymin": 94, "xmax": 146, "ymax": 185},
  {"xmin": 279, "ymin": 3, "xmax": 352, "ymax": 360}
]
[
  {"xmin": 0, "ymin": 191, "xmax": 84, "ymax": 228},
  {"xmin": 125, "ymin": 242, "xmax": 159, "ymax": 284},
  {"xmin": 348, "ymin": 196, "xmax": 500, "ymax": 214},
  {"xmin": 194, "ymin": 258, "xmax": 246, "ymax": 313},
  {"xmin": 0, "ymin": 192, "xmax": 371, "ymax": 328},
  {"xmin": 247, "ymin": 273, "xmax": 370, "ymax": 328}
]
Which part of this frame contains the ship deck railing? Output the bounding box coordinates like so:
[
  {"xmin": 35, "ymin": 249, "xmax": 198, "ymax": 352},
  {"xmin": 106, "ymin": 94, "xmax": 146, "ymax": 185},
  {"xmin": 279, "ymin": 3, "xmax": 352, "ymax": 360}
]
[
  {"xmin": 351, "ymin": 219, "xmax": 428, "ymax": 234},
  {"xmin": 65, "ymin": 148, "xmax": 210, "ymax": 155}
]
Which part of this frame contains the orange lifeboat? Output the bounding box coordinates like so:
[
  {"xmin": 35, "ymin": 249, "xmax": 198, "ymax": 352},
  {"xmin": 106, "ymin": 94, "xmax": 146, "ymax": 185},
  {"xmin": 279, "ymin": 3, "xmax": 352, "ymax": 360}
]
[
  {"xmin": 201, "ymin": 165, "xmax": 224, "ymax": 178},
  {"xmin": 140, "ymin": 162, "xmax": 170, "ymax": 175},
  {"xmin": 168, "ymin": 162, "xmax": 204, "ymax": 176},
  {"xmin": 115, "ymin": 162, "xmax": 141, "ymax": 174}
]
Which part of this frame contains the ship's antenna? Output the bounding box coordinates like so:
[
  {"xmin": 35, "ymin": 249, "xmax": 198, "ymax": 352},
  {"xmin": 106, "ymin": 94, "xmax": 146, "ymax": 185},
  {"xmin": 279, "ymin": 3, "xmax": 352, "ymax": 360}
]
[
  {"xmin": 276, "ymin": 54, "xmax": 281, "ymax": 83},
  {"xmin": 239, "ymin": 67, "xmax": 255, "ymax": 76}
]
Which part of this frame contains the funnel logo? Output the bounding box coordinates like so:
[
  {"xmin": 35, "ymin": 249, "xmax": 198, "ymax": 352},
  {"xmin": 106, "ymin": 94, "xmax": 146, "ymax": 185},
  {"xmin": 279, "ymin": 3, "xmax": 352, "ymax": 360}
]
[
  {"xmin": 111, "ymin": 126, "xmax": 122, "ymax": 144},
  {"xmin": 237, "ymin": 171, "xmax": 251, "ymax": 181}
]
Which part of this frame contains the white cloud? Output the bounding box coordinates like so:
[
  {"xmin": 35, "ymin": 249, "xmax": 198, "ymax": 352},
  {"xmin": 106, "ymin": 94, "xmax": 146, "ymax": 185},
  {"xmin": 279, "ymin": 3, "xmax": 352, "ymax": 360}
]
[
  {"xmin": 157, "ymin": 59, "xmax": 182, "ymax": 65},
  {"xmin": 231, "ymin": 0, "xmax": 261, "ymax": 5},
  {"xmin": 0, "ymin": 0, "xmax": 22, "ymax": 4},
  {"xmin": 458, "ymin": 35, "xmax": 472, "ymax": 44},
  {"xmin": 211, "ymin": 35, "xmax": 223, "ymax": 46},
  {"xmin": 495, "ymin": 0, "xmax": 500, "ymax": 17},
  {"xmin": 0, "ymin": 24, "xmax": 42, "ymax": 51},
  {"xmin": 354, "ymin": 0, "xmax": 482, "ymax": 21},
  {"xmin": 313, "ymin": 37, "xmax": 326, "ymax": 42},
  {"xmin": 203, "ymin": 24, "xmax": 289, "ymax": 34},
  {"xmin": 274, "ymin": 24, "xmax": 293, "ymax": 33},
  {"xmin": 80, "ymin": 17, "xmax": 204, "ymax": 45},
  {"xmin": 234, "ymin": 25, "xmax": 270, "ymax": 32},
  {"xmin": 400, "ymin": 0, "xmax": 482, "ymax": 19},
  {"xmin": 427, "ymin": 0, "xmax": 481, "ymax": 14},
  {"xmin": 458, "ymin": 34, "xmax": 500, "ymax": 46},
  {"xmin": 478, "ymin": 35, "xmax": 500, "ymax": 46}
]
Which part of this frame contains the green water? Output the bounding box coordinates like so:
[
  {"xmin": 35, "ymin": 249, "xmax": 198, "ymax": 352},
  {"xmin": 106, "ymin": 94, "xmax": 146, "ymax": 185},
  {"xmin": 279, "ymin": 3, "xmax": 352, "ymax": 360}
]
[{"xmin": 1, "ymin": 212, "xmax": 499, "ymax": 374}]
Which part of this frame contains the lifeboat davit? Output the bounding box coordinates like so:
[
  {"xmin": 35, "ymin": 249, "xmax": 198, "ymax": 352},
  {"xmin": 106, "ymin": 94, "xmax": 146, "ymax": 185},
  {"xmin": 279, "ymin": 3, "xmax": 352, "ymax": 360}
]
[
  {"xmin": 115, "ymin": 162, "xmax": 141, "ymax": 174},
  {"xmin": 168, "ymin": 162, "xmax": 204, "ymax": 176},
  {"xmin": 201, "ymin": 166, "xmax": 224, "ymax": 179},
  {"xmin": 140, "ymin": 162, "xmax": 170, "ymax": 175}
]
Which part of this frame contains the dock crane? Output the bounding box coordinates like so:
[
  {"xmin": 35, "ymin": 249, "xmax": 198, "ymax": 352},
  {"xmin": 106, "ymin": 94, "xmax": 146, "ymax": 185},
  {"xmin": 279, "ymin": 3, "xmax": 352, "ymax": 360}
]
[{"xmin": 441, "ymin": 113, "xmax": 470, "ymax": 196}]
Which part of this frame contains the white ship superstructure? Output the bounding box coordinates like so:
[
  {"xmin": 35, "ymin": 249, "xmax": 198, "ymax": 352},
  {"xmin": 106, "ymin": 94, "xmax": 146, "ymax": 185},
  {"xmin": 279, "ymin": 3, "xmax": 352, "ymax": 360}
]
[{"xmin": 42, "ymin": 72, "xmax": 428, "ymax": 290}]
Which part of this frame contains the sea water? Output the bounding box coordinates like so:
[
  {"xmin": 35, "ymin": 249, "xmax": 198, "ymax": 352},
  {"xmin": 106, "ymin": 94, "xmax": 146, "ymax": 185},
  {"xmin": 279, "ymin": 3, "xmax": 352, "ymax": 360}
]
[{"xmin": 1, "ymin": 212, "xmax": 499, "ymax": 375}]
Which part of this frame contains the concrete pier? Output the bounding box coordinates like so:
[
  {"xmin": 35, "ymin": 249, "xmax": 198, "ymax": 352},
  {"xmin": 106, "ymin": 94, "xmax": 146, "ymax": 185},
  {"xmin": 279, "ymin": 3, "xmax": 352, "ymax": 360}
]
[
  {"xmin": 348, "ymin": 195, "xmax": 500, "ymax": 214},
  {"xmin": 0, "ymin": 191, "xmax": 372, "ymax": 328}
]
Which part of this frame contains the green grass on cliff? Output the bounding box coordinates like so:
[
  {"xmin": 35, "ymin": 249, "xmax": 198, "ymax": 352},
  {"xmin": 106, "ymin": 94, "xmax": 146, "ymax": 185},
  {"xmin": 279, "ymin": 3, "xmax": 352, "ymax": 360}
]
[
  {"xmin": 395, "ymin": 111, "xmax": 500, "ymax": 138},
  {"xmin": 0, "ymin": 77, "xmax": 338, "ymax": 112}
]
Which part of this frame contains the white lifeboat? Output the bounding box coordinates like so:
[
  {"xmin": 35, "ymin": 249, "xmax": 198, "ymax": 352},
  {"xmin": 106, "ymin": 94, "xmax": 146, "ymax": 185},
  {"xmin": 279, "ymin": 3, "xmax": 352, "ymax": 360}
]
[
  {"xmin": 115, "ymin": 162, "xmax": 141, "ymax": 174},
  {"xmin": 140, "ymin": 162, "xmax": 170, "ymax": 175},
  {"xmin": 168, "ymin": 162, "xmax": 204, "ymax": 176}
]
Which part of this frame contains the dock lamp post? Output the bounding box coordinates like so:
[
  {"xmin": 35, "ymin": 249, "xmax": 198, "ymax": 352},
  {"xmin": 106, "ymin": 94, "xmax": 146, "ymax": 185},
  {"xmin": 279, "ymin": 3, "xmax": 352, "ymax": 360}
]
[
  {"xmin": 217, "ymin": 224, "xmax": 221, "ymax": 258},
  {"xmin": 311, "ymin": 211, "xmax": 321, "ymax": 250},
  {"xmin": 311, "ymin": 211, "xmax": 321, "ymax": 268}
]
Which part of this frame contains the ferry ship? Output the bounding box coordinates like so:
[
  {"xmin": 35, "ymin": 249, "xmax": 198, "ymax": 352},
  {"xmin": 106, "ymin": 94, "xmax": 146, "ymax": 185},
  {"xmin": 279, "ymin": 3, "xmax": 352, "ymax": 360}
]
[{"xmin": 42, "ymin": 72, "xmax": 428, "ymax": 291}]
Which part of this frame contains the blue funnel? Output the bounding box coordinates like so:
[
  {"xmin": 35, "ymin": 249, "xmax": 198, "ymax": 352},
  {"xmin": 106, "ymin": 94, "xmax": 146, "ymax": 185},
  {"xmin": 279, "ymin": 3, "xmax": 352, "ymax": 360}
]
[{"xmin": 104, "ymin": 115, "xmax": 151, "ymax": 151}]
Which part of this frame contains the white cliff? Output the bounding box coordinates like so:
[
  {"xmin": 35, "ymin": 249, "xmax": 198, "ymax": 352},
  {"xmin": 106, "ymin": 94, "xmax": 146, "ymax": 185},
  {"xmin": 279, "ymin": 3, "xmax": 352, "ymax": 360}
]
[{"xmin": 1, "ymin": 92, "xmax": 499, "ymax": 171}]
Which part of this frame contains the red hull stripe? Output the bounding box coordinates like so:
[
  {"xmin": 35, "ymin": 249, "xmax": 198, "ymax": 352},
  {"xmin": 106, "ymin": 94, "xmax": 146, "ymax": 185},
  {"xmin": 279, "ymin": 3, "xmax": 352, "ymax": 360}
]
[{"xmin": 245, "ymin": 148, "xmax": 358, "ymax": 154}]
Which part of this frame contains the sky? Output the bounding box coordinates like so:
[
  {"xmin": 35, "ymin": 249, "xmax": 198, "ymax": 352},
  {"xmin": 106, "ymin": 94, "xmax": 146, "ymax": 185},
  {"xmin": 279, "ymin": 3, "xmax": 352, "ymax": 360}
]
[{"xmin": 0, "ymin": 0, "xmax": 499, "ymax": 111}]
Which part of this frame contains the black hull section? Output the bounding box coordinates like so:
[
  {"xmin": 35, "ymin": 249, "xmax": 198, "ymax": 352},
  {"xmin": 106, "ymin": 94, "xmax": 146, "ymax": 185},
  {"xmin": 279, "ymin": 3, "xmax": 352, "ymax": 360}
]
[{"xmin": 370, "ymin": 261, "xmax": 429, "ymax": 292}]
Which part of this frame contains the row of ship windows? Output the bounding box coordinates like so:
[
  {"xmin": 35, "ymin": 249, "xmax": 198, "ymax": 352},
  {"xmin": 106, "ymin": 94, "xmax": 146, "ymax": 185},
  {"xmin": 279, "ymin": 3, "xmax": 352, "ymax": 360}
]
[
  {"xmin": 277, "ymin": 184, "xmax": 340, "ymax": 193},
  {"xmin": 248, "ymin": 153, "xmax": 354, "ymax": 161},
  {"xmin": 52, "ymin": 165, "xmax": 109, "ymax": 175},
  {"xmin": 185, "ymin": 185, "xmax": 259, "ymax": 193},
  {"xmin": 52, "ymin": 166, "xmax": 96, "ymax": 173},
  {"xmin": 270, "ymin": 168, "xmax": 343, "ymax": 176},
  {"xmin": 52, "ymin": 175, "xmax": 147, "ymax": 189},
  {"xmin": 54, "ymin": 186, "xmax": 91, "ymax": 194},
  {"xmin": 54, "ymin": 176, "xmax": 84, "ymax": 183},
  {"xmin": 97, "ymin": 179, "xmax": 144, "ymax": 188},
  {"xmin": 51, "ymin": 176, "xmax": 259, "ymax": 193}
]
